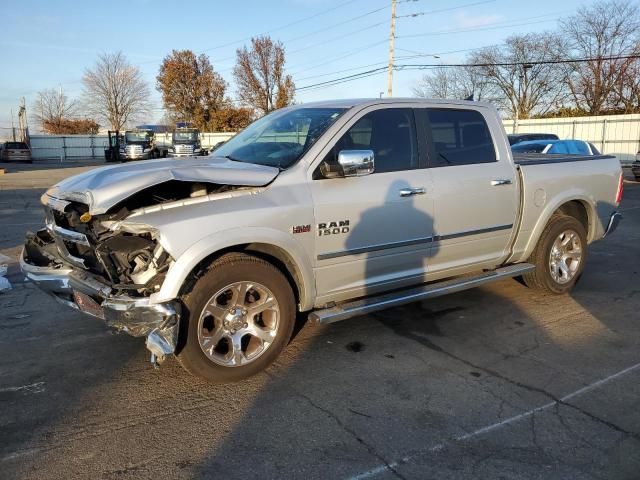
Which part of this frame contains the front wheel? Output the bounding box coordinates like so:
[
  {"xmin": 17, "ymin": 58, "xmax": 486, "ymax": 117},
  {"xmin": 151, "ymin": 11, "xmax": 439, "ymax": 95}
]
[
  {"xmin": 522, "ymin": 214, "xmax": 587, "ymax": 294},
  {"xmin": 176, "ymin": 253, "xmax": 296, "ymax": 382}
]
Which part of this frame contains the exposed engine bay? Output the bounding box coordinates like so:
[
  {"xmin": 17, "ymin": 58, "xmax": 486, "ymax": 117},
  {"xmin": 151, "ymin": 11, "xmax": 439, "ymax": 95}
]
[{"xmin": 25, "ymin": 181, "xmax": 243, "ymax": 297}]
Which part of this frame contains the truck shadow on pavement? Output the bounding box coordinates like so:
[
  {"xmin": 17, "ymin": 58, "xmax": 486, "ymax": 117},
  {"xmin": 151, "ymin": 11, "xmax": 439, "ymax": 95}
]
[{"xmin": 189, "ymin": 188, "xmax": 640, "ymax": 478}]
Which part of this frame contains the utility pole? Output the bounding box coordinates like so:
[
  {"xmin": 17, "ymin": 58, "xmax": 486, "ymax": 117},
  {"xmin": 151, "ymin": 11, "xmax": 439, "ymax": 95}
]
[
  {"xmin": 387, "ymin": 0, "xmax": 397, "ymax": 97},
  {"xmin": 18, "ymin": 97, "xmax": 28, "ymax": 143},
  {"xmin": 10, "ymin": 108, "xmax": 15, "ymax": 141}
]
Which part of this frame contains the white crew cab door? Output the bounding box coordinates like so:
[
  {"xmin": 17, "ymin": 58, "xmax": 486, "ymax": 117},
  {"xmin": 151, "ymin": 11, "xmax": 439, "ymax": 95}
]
[
  {"xmin": 415, "ymin": 107, "xmax": 519, "ymax": 278},
  {"xmin": 309, "ymin": 106, "xmax": 435, "ymax": 306}
]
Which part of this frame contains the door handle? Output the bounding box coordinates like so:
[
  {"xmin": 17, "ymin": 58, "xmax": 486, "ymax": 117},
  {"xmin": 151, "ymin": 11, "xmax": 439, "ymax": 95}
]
[
  {"xmin": 491, "ymin": 179, "xmax": 512, "ymax": 186},
  {"xmin": 399, "ymin": 187, "xmax": 426, "ymax": 197}
]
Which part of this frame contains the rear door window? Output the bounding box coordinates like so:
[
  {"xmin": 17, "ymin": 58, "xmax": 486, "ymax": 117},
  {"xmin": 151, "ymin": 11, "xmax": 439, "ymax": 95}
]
[{"xmin": 422, "ymin": 109, "xmax": 496, "ymax": 167}]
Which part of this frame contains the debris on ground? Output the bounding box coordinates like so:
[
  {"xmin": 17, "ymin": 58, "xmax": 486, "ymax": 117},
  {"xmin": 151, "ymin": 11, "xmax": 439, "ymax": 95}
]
[{"xmin": 0, "ymin": 255, "xmax": 12, "ymax": 293}]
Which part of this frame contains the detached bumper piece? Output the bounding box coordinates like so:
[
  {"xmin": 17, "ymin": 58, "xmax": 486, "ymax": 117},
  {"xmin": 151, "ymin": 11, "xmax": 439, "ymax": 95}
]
[
  {"xmin": 603, "ymin": 212, "xmax": 622, "ymax": 238},
  {"xmin": 21, "ymin": 229, "xmax": 181, "ymax": 362}
]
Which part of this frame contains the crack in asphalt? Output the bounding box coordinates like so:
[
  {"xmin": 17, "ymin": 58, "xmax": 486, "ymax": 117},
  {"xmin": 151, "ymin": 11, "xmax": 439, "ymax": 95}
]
[
  {"xmin": 392, "ymin": 327, "xmax": 640, "ymax": 443},
  {"xmin": 265, "ymin": 373, "xmax": 407, "ymax": 480}
]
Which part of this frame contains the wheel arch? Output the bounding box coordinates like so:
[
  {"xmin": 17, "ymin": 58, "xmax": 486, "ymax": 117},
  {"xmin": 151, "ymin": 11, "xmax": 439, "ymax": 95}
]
[
  {"xmin": 151, "ymin": 228, "xmax": 316, "ymax": 311},
  {"xmin": 515, "ymin": 194, "xmax": 597, "ymax": 263},
  {"xmin": 555, "ymin": 200, "xmax": 591, "ymax": 238}
]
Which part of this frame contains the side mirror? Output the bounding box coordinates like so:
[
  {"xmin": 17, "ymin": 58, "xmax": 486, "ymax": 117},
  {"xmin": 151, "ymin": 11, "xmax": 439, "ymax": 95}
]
[{"xmin": 337, "ymin": 150, "xmax": 375, "ymax": 177}]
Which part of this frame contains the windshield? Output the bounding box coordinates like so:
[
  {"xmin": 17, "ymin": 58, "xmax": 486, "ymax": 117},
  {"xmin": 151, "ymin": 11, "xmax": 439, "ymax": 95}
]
[
  {"xmin": 511, "ymin": 143, "xmax": 548, "ymax": 153},
  {"xmin": 125, "ymin": 131, "xmax": 152, "ymax": 142},
  {"xmin": 173, "ymin": 131, "xmax": 198, "ymax": 142},
  {"xmin": 213, "ymin": 107, "xmax": 346, "ymax": 169}
]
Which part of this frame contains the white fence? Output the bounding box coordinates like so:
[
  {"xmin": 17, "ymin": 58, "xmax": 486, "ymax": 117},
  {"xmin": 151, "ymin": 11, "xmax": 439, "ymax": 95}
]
[
  {"xmin": 503, "ymin": 114, "xmax": 640, "ymax": 165},
  {"xmin": 29, "ymin": 132, "xmax": 236, "ymax": 161}
]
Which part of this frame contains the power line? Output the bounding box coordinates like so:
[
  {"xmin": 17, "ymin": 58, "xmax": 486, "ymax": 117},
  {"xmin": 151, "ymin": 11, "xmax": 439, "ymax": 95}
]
[
  {"xmin": 294, "ymin": 45, "xmax": 503, "ymax": 82},
  {"xmin": 212, "ymin": 2, "xmax": 391, "ymax": 67},
  {"xmin": 290, "ymin": 40, "xmax": 388, "ymax": 77},
  {"xmin": 297, "ymin": 67, "xmax": 389, "ymax": 91},
  {"xmin": 136, "ymin": 0, "xmax": 365, "ymax": 65},
  {"xmin": 288, "ymin": 20, "xmax": 389, "ymax": 55},
  {"xmin": 284, "ymin": 4, "xmax": 389, "ymax": 44},
  {"xmin": 399, "ymin": 54, "xmax": 640, "ymax": 69},
  {"xmin": 295, "ymin": 54, "xmax": 640, "ymax": 91},
  {"xmin": 386, "ymin": 0, "xmax": 497, "ymax": 96},
  {"xmin": 288, "ymin": 0, "xmax": 491, "ymax": 75},
  {"xmin": 296, "ymin": 60, "xmax": 389, "ymax": 82},
  {"xmin": 398, "ymin": 11, "xmax": 572, "ymax": 38},
  {"xmin": 395, "ymin": 0, "xmax": 496, "ymax": 19}
]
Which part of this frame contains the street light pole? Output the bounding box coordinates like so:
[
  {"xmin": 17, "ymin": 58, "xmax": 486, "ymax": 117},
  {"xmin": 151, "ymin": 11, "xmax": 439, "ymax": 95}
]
[{"xmin": 387, "ymin": 0, "xmax": 397, "ymax": 97}]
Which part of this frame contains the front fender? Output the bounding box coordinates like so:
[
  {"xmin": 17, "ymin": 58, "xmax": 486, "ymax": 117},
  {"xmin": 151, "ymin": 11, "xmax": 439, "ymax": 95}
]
[{"xmin": 150, "ymin": 227, "xmax": 316, "ymax": 311}]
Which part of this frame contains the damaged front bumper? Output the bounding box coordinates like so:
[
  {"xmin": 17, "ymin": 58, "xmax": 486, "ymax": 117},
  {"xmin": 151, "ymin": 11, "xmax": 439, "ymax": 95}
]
[{"xmin": 21, "ymin": 230, "xmax": 181, "ymax": 362}]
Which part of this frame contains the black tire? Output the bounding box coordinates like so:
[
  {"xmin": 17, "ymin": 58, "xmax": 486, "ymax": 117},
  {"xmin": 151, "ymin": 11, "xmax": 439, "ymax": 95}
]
[
  {"xmin": 522, "ymin": 214, "xmax": 587, "ymax": 294},
  {"xmin": 176, "ymin": 253, "xmax": 296, "ymax": 383}
]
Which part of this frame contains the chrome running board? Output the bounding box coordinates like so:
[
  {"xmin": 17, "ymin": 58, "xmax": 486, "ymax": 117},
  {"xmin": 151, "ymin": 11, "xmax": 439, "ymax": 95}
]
[{"xmin": 309, "ymin": 263, "xmax": 535, "ymax": 325}]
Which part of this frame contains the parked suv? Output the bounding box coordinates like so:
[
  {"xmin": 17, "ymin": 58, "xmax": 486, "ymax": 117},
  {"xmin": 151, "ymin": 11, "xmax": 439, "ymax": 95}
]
[{"xmin": 1, "ymin": 141, "xmax": 31, "ymax": 162}]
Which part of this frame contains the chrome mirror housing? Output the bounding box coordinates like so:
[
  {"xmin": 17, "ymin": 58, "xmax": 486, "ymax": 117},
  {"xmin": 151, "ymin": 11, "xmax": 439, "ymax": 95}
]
[{"xmin": 337, "ymin": 150, "xmax": 375, "ymax": 177}]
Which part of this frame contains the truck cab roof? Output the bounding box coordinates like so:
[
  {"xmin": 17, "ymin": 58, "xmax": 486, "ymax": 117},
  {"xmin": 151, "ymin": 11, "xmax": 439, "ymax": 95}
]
[{"xmin": 295, "ymin": 98, "xmax": 495, "ymax": 110}]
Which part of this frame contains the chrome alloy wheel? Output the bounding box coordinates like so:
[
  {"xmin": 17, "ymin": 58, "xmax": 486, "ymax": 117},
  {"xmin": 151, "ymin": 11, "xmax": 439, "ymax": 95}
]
[
  {"xmin": 197, "ymin": 281, "xmax": 280, "ymax": 367},
  {"xmin": 548, "ymin": 229, "xmax": 583, "ymax": 284}
]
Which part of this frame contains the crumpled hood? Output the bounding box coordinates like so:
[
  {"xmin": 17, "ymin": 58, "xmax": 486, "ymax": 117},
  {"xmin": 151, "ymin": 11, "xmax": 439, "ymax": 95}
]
[{"xmin": 45, "ymin": 156, "xmax": 280, "ymax": 214}]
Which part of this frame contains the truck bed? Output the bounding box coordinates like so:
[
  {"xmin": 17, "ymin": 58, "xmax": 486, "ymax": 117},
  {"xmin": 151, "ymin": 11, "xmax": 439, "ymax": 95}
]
[{"xmin": 513, "ymin": 153, "xmax": 616, "ymax": 166}]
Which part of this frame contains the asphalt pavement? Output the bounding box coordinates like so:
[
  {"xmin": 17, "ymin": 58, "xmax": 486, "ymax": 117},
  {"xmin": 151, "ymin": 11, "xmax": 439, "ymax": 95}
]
[{"xmin": 1, "ymin": 165, "xmax": 639, "ymax": 480}]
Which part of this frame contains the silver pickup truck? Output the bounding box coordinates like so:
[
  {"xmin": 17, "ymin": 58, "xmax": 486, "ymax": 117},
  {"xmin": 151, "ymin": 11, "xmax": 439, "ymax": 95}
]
[{"xmin": 21, "ymin": 99, "xmax": 624, "ymax": 382}]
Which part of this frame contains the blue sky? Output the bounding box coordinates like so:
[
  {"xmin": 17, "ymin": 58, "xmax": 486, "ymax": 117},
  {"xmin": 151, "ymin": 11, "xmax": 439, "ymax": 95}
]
[{"xmin": 0, "ymin": 0, "xmax": 590, "ymax": 128}]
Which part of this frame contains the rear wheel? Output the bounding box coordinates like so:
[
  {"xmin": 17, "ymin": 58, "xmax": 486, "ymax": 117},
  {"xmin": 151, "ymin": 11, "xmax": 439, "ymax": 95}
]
[
  {"xmin": 176, "ymin": 253, "xmax": 296, "ymax": 383},
  {"xmin": 522, "ymin": 214, "xmax": 587, "ymax": 294}
]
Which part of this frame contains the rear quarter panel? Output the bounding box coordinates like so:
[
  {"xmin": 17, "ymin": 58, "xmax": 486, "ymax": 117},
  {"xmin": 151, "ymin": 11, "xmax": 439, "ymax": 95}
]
[{"xmin": 508, "ymin": 156, "xmax": 622, "ymax": 263}]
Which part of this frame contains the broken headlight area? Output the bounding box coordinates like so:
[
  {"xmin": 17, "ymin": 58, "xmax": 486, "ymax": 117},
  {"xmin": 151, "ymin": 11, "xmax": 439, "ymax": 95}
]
[
  {"xmin": 24, "ymin": 230, "xmax": 61, "ymax": 267},
  {"xmin": 94, "ymin": 231, "xmax": 171, "ymax": 296},
  {"xmin": 35, "ymin": 200, "xmax": 172, "ymax": 297}
]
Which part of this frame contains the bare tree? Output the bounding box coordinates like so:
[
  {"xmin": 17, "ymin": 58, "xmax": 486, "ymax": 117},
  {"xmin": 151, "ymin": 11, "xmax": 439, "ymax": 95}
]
[
  {"xmin": 82, "ymin": 52, "xmax": 151, "ymax": 130},
  {"xmin": 560, "ymin": 0, "xmax": 640, "ymax": 114},
  {"xmin": 233, "ymin": 36, "xmax": 295, "ymax": 115},
  {"xmin": 469, "ymin": 33, "xmax": 569, "ymax": 119},
  {"xmin": 32, "ymin": 88, "xmax": 77, "ymax": 133},
  {"xmin": 614, "ymin": 42, "xmax": 640, "ymax": 112},
  {"xmin": 413, "ymin": 65, "xmax": 494, "ymax": 101}
]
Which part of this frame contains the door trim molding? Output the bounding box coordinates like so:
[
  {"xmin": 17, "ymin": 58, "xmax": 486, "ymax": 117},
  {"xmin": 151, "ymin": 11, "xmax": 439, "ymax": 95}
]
[
  {"xmin": 433, "ymin": 223, "xmax": 513, "ymax": 242},
  {"xmin": 318, "ymin": 236, "xmax": 432, "ymax": 261},
  {"xmin": 317, "ymin": 224, "xmax": 513, "ymax": 260}
]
